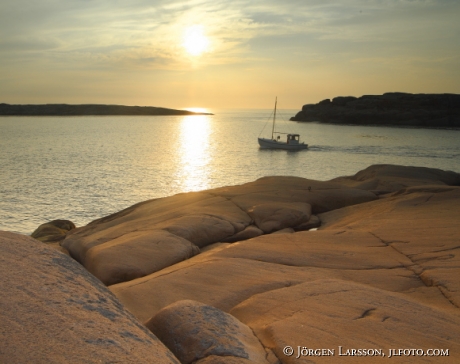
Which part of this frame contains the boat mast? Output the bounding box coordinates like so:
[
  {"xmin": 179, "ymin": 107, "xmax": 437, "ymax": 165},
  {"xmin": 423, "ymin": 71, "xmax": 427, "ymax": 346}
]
[{"xmin": 271, "ymin": 96, "xmax": 277, "ymax": 140}]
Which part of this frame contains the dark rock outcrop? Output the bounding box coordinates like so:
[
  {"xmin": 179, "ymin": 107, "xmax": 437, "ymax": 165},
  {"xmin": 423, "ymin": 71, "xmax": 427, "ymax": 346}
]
[
  {"xmin": 31, "ymin": 219, "xmax": 76, "ymax": 243},
  {"xmin": 291, "ymin": 92, "xmax": 460, "ymax": 127},
  {"xmin": 0, "ymin": 103, "xmax": 212, "ymax": 116}
]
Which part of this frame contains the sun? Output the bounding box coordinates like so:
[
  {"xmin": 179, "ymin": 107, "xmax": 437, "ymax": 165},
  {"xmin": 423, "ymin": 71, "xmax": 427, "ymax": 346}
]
[{"xmin": 182, "ymin": 25, "xmax": 210, "ymax": 56}]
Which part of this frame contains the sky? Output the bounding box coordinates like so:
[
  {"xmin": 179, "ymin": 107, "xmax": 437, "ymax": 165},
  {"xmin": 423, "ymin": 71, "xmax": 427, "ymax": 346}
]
[{"xmin": 1, "ymin": 0, "xmax": 459, "ymax": 110}]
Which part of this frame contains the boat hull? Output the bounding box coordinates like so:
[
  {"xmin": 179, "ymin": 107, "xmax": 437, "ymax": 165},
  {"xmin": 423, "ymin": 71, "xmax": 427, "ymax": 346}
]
[{"xmin": 258, "ymin": 138, "xmax": 308, "ymax": 150}]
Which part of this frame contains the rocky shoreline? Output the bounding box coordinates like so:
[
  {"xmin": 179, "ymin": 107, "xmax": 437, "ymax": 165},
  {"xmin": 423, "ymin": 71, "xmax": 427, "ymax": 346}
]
[
  {"xmin": 290, "ymin": 93, "xmax": 460, "ymax": 127},
  {"xmin": 0, "ymin": 103, "xmax": 212, "ymax": 116},
  {"xmin": 2, "ymin": 164, "xmax": 460, "ymax": 363}
]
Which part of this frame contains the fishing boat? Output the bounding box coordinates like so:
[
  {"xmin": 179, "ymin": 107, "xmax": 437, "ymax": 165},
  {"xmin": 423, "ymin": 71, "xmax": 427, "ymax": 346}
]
[{"xmin": 258, "ymin": 98, "xmax": 308, "ymax": 150}]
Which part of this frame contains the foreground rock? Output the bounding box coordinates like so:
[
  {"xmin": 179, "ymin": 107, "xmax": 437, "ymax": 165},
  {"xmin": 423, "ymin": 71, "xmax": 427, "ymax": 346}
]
[
  {"xmin": 231, "ymin": 279, "xmax": 460, "ymax": 363},
  {"xmin": 107, "ymin": 165, "xmax": 460, "ymax": 363},
  {"xmin": 62, "ymin": 177, "xmax": 377, "ymax": 285},
  {"xmin": 290, "ymin": 92, "xmax": 460, "ymax": 127},
  {"xmin": 319, "ymin": 185, "xmax": 460, "ymax": 308},
  {"xmin": 10, "ymin": 164, "xmax": 460, "ymax": 363},
  {"xmin": 0, "ymin": 231, "xmax": 179, "ymax": 364},
  {"xmin": 146, "ymin": 300, "xmax": 270, "ymax": 364},
  {"xmin": 248, "ymin": 202, "xmax": 311, "ymax": 233},
  {"xmin": 85, "ymin": 230, "xmax": 200, "ymax": 286}
]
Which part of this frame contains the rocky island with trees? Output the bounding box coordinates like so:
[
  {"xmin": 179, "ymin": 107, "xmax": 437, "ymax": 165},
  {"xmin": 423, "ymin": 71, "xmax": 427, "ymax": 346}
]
[{"xmin": 291, "ymin": 92, "xmax": 460, "ymax": 127}]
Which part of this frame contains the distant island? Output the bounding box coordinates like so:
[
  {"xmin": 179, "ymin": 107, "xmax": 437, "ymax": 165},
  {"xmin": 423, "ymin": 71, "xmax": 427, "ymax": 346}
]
[
  {"xmin": 0, "ymin": 103, "xmax": 213, "ymax": 116},
  {"xmin": 291, "ymin": 92, "xmax": 460, "ymax": 127}
]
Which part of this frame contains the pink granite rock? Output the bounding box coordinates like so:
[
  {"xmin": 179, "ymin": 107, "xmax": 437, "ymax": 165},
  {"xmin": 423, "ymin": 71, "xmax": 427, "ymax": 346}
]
[
  {"xmin": 195, "ymin": 355, "xmax": 258, "ymax": 364},
  {"xmin": 145, "ymin": 300, "xmax": 269, "ymax": 364},
  {"xmin": 0, "ymin": 231, "xmax": 179, "ymax": 364},
  {"xmin": 85, "ymin": 230, "xmax": 200, "ymax": 285},
  {"xmin": 248, "ymin": 202, "xmax": 311, "ymax": 233},
  {"xmin": 231, "ymin": 279, "xmax": 460, "ymax": 363},
  {"xmin": 331, "ymin": 164, "xmax": 460, "ymax": 193},
  {"xmin": 319, "ymin": 185, "xmax": 460, "ymax": 308},
  {"xmin": 109, "ymin": 167, "xmax": 460, "ymax": 363},
  {"xmin": 222, "ymin": 225, "xmax": 264, "ymax": 242},
  {"xmin": 111, "ymin": 257, "xmax": 320, "ymax": 323},
  {"xmin": 62, "ymin": 193, "xmax": 251, "ymax": 285},
  {"xmin": 19, "ymin": 164, "xmax": 460, "ymax": 363},
  {"xmin": 62, "ymin": 176, "xmax": 377, "ymax": 286}
]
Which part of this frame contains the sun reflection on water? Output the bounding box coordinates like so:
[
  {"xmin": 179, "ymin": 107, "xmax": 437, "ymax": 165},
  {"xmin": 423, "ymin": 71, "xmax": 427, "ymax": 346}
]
[{"xmin": 177, "ymin": 115, "xmax": 212, "ymax": 192}]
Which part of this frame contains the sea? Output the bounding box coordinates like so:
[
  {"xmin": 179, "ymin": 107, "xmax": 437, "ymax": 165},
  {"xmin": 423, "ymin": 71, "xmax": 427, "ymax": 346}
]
[{"xmin": 1, "ymin": 109, "xmax": 459, "ymax": 235}]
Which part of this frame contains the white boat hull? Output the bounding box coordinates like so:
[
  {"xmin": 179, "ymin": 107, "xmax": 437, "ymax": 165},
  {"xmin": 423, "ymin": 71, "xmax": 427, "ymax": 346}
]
[{"xmin": 258, "ymin": 137, "xmax": 308, "ymax": 150}]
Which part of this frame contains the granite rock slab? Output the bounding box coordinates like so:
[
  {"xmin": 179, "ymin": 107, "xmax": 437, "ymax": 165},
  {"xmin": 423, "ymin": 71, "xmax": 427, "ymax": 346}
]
[
  {"xmin": 0, "ymin": 231, "xmax": 179, "ymax": 364},
  {"xmin": 146, "ymin": 300, "xmax": 269, "ymax": 364},
  {"xmin": 62, "ymin": 177, "xmax": 378, "ymax": 286}
]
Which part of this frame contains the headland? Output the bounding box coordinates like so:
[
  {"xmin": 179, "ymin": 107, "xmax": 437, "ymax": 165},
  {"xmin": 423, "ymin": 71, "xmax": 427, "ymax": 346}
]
[
  {"xmin": 291, "ymin": 92, "xmax": 460, "ymax": 127},
  {"xmin": 0, "ymin": 103, "xmax": 212, "ymax": 116}
]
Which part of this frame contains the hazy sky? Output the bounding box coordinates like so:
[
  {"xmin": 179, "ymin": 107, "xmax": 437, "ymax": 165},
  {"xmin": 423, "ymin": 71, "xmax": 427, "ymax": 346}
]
[{"xmin": 1, "ymin": 0, "xmax": 459, "ymax": 109}]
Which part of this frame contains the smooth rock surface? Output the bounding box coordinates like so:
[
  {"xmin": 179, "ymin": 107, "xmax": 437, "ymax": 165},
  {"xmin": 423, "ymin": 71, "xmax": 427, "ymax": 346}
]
[
  {"xmin": 111, "ymin": 256, "xmax": 320, "ymax": 323},
  {"xmin": 195, "ymin": 355, "xmax": 258, "ymax": 364},
  {"xmin": 222, "ymin": 225, "xmax": 264, "ymax": 242},
  {"xmin": 62, "ymin": 193, "xmax": 251, "ymax": 284},
  {"xmin": 248, "ymin": 202, "xmax": 311, "ymax": 233},
  {"xmin": 212, "ymin": 229, "xmax": 413, "ymax": 270},
  {"xmin": 110, "ymin": 225, "xmax": 442, "ymax": 323},
  {"xmin": 108, "ymin": 165, "xmax": 460, "ymax": 363},
  {"xmin": 145, "ymin": 300, "xmax": 269, "ymax": 364},
  {"xmin": 62, "ymin": 177, "xmax": 377, "ymax": 285},
  {"xmin": 0, "ymin": 231, "xmax": 179, "ymax": 364},
  {"xmin": 231, "ymin": 279, "xmax": 460, "ymax": 363},
  {"xmin": 319, "ymin": 185, "xmax": 460, "ymax": 308},
  {"xmin": 214, "ymin": 176, "xmax": 378, "ymax": 214},
  {"xmin": 331, "ymin": 164, "xmax": 460, "ymax": 193},
  {"xmin": 85, "ymin": 230, "xmax": 200, "ymax": 285},
  {"xmin": 9, "ymin": 164, "xmax": 460, "ymax": 363}
]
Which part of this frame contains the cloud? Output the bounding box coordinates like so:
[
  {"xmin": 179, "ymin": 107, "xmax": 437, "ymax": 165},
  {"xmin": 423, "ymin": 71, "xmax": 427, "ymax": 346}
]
[
  {"xmin": 1, "ymin": 0, "xmax": 459, "ymax": 105},
  {"xmin": 0, "ymin": 37, "xmax": 62, "ymax": 52},
  {"xmin": 2, "ymin": 0, "xmax": 458, "ymax": 66}
]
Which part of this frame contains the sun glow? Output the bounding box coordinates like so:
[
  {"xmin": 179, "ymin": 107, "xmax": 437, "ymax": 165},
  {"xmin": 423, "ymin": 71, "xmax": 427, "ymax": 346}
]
[
  {"xmin": 185, "ymin": 107, "xmax": 210, "ymax": 113},
  {"xmin": 182, "ymin": 25, "xmax": 210, "ymax": 56},
  {"xmin": 178, "ymin": 115, "xmax": 211, "ymax": 192}
]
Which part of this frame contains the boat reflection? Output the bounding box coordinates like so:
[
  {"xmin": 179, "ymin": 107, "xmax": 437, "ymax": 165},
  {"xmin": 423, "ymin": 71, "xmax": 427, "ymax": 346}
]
[{"xmin": 177, "ymin": 115, "xmax": 212, "ymax": 192}]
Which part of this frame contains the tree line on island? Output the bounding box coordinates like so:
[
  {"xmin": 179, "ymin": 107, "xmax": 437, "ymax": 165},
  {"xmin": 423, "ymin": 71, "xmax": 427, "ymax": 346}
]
[
  {"xmin": 291, "ymin": 92, "xmax": 460, "ymax": 127},
  {"xmin": 0, "ymin": 103, "xmax": 212, "ymax": 116}
]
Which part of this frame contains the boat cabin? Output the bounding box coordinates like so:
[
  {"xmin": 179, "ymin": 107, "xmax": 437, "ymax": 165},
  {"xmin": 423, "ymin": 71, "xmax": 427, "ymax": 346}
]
[
  {"xmin": 274, "ymin": 133, "xmax": 301, "ymax": 144},
  {"xmin": 286, "ymin": 134, "xmax": 301, "ymax": 144}
]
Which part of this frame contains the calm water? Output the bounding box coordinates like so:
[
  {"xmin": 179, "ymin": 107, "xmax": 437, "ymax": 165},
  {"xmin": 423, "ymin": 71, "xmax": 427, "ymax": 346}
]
[{"xmin": 1, "ymin": 109, "xmax": 459, "ymax": 234}]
